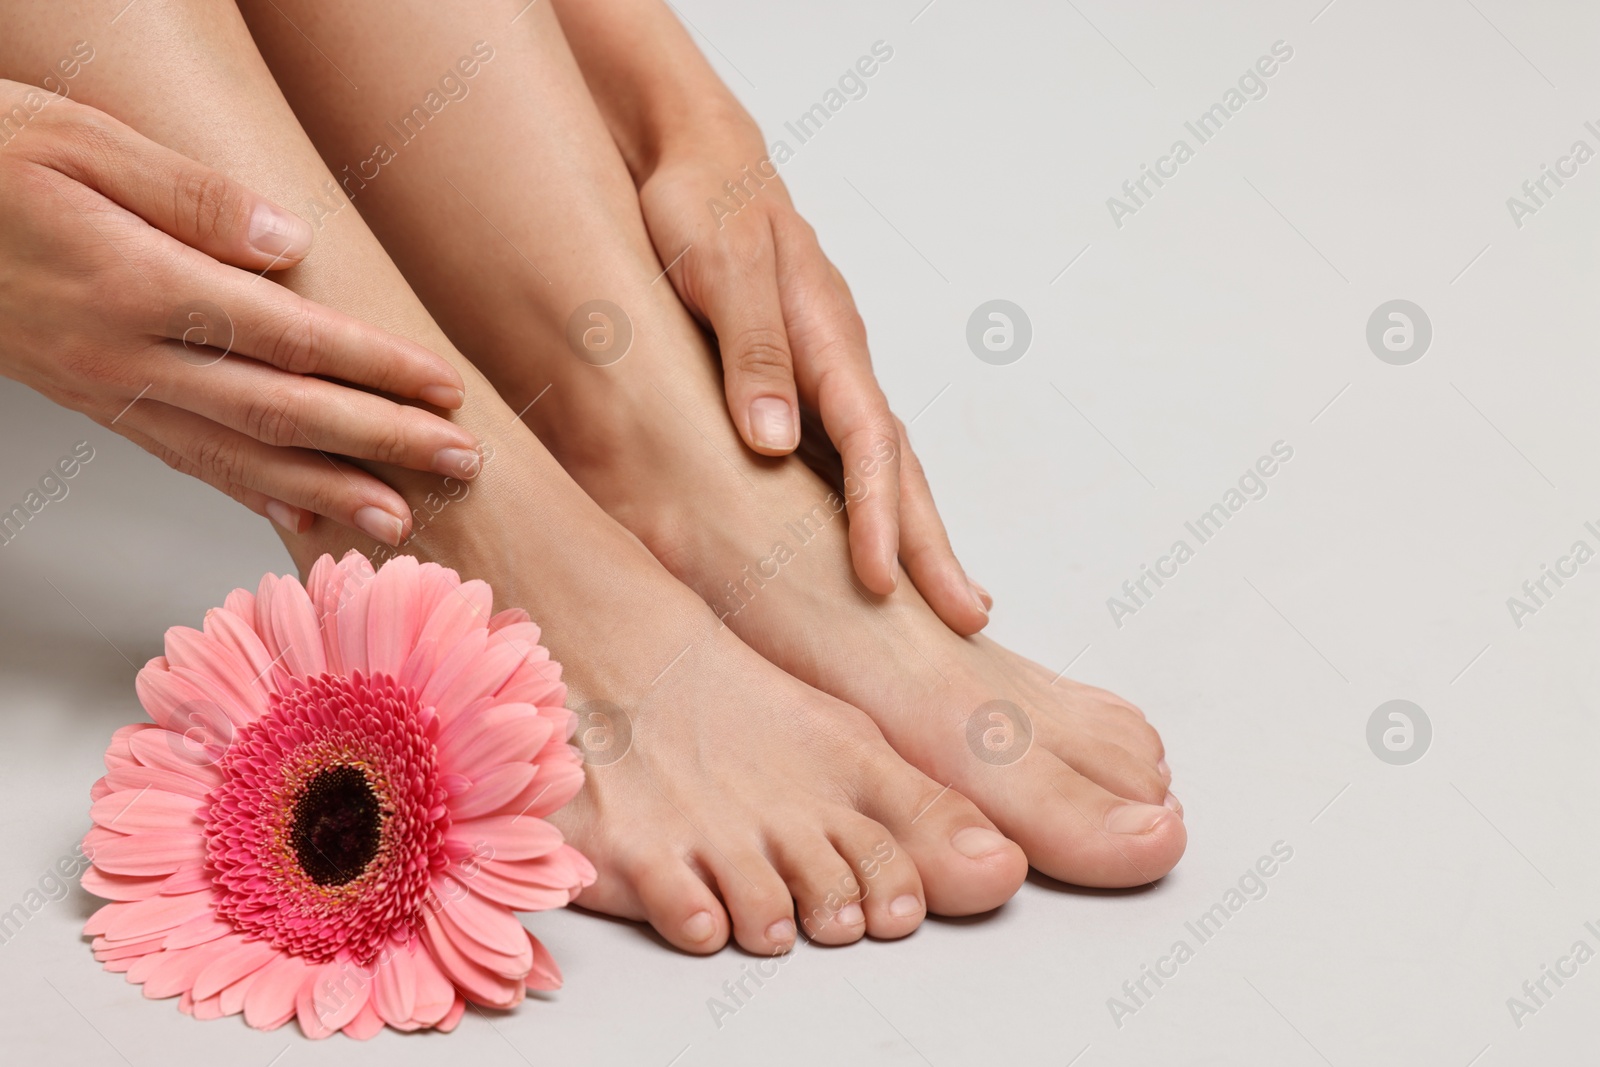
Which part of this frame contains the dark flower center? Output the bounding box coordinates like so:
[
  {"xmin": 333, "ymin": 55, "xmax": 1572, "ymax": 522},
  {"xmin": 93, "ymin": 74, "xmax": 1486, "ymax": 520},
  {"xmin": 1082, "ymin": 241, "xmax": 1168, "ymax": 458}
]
[{"xmin": 290, "ymin": 765, "xmax": 382, "ymax": 886}]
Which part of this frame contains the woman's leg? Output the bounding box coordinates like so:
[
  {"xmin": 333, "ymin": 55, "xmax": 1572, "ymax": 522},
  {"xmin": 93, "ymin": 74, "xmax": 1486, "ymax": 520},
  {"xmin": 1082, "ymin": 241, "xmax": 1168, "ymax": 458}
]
[
  {"xmin": 236, "ymin": 0, "xmax": 1185, "ymax": 885},
  {"xmin": 0, "ymin": 0, "xmax": 1023, "ymax": 950}
]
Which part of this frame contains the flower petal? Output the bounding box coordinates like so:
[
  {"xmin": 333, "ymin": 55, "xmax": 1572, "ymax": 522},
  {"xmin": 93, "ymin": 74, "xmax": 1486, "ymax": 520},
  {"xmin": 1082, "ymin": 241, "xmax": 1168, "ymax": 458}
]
[
  {"xmin": 432, "ymin": 880, "xmax": 532, "ymax": 974},
  {"xmin": 345, "ymin": 997, "xmax": 386, "ymax": 1040},
  {"xmin": 163, "ymin": 623, "xmax": 268, "ymax": 724},
  {"xmin": 93, "ymin": 835, "xmax": 206, "ymax": 878},
  {"xmin": 142, "ymin": 941, "xmax": 236, "ymax": 999},
  {"xmin": 365, "ymin": 554, "xmax": 425, "ymax": 677},
  {"xmin": 436, "ymin": 703, "xmax": 552, "ymax": 776},
  {"xmin": 242, "ymin": 954, "xmax": 312, "ymax": 1031},
  {"xmin": 127, "ymin": 729, "xmax": 223, "ymax": 783},
  {"xmin": 409, "ymin": 941, "xmax": 457, "ymax": 1026},
  {"xmin": 446, "ymin": 762, "xmax": 537, "ymax": 820},
  {"xmin": 90, "ymin": 789, "xmax": 202, "ymax": 833},
  {"xmin": 419, "ymin": 907, "xmax": 522, "ymax": 1008},
  {"xmin": 524, "ymin": 930, "xmax": 563, "ymax": 991},
  {"xmin": 373, "ymin": 942, "xmax": 416, "ymax": 1026},
  {"xmin": 104, "ymin": 890, "xmax": 214, "ymax": 941},
  {"xmin": 297, "ymin": 959, "xmax": 370, "ymax": 1038},
  {"xmin": 80, "ymin": 867, "xmax": 166, "ymax": 902},
  {"xmin": 449, "ymin": 816, "xmax": 564, "ymax": 861},
  {"xmin": 193, "ymin": 938, "xmax": 280, "ymax": 1001}
]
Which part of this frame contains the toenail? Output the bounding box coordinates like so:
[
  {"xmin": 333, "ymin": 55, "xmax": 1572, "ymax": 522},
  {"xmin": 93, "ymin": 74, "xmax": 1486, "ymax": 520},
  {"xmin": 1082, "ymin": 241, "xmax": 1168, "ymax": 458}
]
[
  {"xmin": 836, "ymin": 903, "xmax": 865, "ymax": 926},
  {"xmin": 1157, "ymin": 758, "xmax": 1171, "ymax": 781},
  {"xmin": 951, "ymin": 826, "xmax": 1008, "ymax": 858},
  {"xmin": 889, "ymin": 894, "xmax": 923, "ymax": 918},
  {"xmin": 1104, "ymin": 803, "xmax": 1170, "ymax": 835},
  {"xmin": 1164, "ymin": 793, "xmax": 1183, "ymax": 817},
  {"xmin": 766, "ymin": 918, "xmax": 796, "ymax": 944},
  {"xmin": 682, "ymin": 910, "xmax": 716, "ymax": 943}
]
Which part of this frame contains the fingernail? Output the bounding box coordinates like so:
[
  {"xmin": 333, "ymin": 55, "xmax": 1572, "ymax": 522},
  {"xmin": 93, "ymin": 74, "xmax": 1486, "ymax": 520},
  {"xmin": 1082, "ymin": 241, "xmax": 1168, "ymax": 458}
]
[
  {"xmin": 836, "ymin": 903, "xmax": 865, "ymax": 926},
  {"xmin": 888, "ymin": 894, "xmax": 922, "ymax": 918},
  {"xmin": 1164, "ymin": 793, "xmax": 1183, "ymax": 817},
  {"xmin": 419, "ymin": 384, "xmax": 465, "ymax": 410},
  {"xmin": 432, "ymin": 446, "xmax": 482, "ymax": 479},
  {"xmin": 1157, "ymin": 758, "xmax": 1171, "ymax": 782},
  {"xmin": 353, "ymin": 505, "xmax": 405, "ymax": 546},
  {"xmin": 765, "ymin": 918, "xmax": 795, "ymax": 944},
  {"xmin": 951, "ymin": 826, "xmax": 1008, "ymax": 858},
  {"xmin": 967, "ymin": 579, "xmax": 990, "ymax": 618},
  {"xmin": 682, "ymin": 910, "xmax": 716, "ymax": 943},
  {"xmin": 264, "ymin": 499, "xmax": 301, "ymax": 533},
  {"xmin": 1104, "ymin": 803, "xmax": 1169, "ymax": 835},
  {"xmin": 749, "ymin": 397, "xmax": 796, "ymax": 451},
  {"xmin": 248, "ymin": 203, "xmax": 313, "ymax": 261}
]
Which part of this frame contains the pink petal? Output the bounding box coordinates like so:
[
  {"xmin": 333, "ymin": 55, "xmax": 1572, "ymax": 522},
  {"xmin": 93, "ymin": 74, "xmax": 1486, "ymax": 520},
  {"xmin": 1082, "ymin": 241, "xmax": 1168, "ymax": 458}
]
[
  {"xmin": 191, "ymin": 993, "xmax": 225, "ymax": 1021},
  {"xmin": 419, "ymin": 908, "xmax": 522, "ymax": 1008},
  {"xmin": 243, "ymin": 954, "xmax": 312, "ymax": 1031},
  {"xmin": 417, "ymin": 580, "xmax": 491, "ymax": 658},
  {"xmin": 334, "ymin": 557, "xmax": 376, "ymax": 677},
  {"xmin": 265, "ymin": 574, "xmax": 328, "ymax": 680},
  {"xmin": 434, "ymin": 905, "xmax": 531, "ymax": 980},
  {"xmin": 142, "ymin": 940, "xmax": 235, "ymax": 999},
  {"xmin": 344, "ymin": 997, "xmax": 386, "ymax": 1040},
  {"xmin": 446, "ymin": 763, "xmax": 537, "ymax": 820},
  {"xmin": 104, "ymin": 890, "xmax": 214, "ymax": 941},
  {"xmin": 90, "ymin": 789, "xmax": 201, "ymax": 833},
  {"xmin": 218, "ymin": 966, "xmax": 262, "ymax": 1017},
  {"xmin": 127, "ymin": 729, "xmax": 223, "ymax": 783},
  {"xmin": 220, "ymin": 587, "xmax": 256, "ymax": 623},
  {"xmin": 436, "ymin": 704, "xmax": 552, "ymax": 776},
  {"xmin": 418, "ymin": 629, "xmax": 489, "ymax": 721},
  {"xmin": 297, "ymin": 959, "xmax": 370, "ymax": 1038},
  {"xmin": 92, "ymin": 833, "xmax": 205, "ymax": 877},
  {"xmin": 103, "ymin": 765, "xmax": 214, "ymax": 800},
  {"xmin": 160, "ymin": 862, "xmax": 213, "ymax": 895},
  {"xmin": 163, "ymin": 623, "xmax": 268, "ymax": 724},
  {"xmin": 94, "ymin": 935, "xmax": 167, "ymax": 963},
  {"xmin": 487, "ymin": 607, "xmax": 530, "ymax": 632},
  {"xmin": 373, "ymin": 943, "xmax": 416, "ymax": 1025},
  {"xmin": 435, "ymin": 994, "xmax": 467, "ymax": 1033},
  {"xmin": 192, "ymin": 938, "xmax": 279, "ymax": 1000},
  {"xmin": 365, "ymin": 554, "xmax": 425, "ymax": 677},
  {"xmin": 450, "ymin": 816, "xmax": 563, "ymax": 861},
  {"xmin": 468, "ymin": 861, "xmax": 580, "ymax": 913},
  {"xmin": 104, "ymin": 723, "xmax": 158, "ymax": 771},
  {"xmin": 80, "ymin": 867, "xmax": 166, "ymax": 902},
  {"xmin": 506, "ymin": 757, "xmax": 585, "ymax": 819},
  {"xmin": 524, "ymin": 930, "xmax": 563, "ymax": 991},
  {"xmin": 432, "ymin": 880, "xmax": 532, "ymax": 968},
  {"xmin": 408, "ymin": 941, "xmax": 457, "ymax": 1026},
  {"xmin": 163, "ymin": 914, "xmax": 234, "ymax": 950}
]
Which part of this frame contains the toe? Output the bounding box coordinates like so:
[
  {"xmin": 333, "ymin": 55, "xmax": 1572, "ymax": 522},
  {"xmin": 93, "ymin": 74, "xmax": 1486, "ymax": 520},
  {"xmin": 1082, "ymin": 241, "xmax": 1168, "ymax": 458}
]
[
  {"xmin": 707, "ymin": 844, "xmax": 799, "ymax": 954},
  {"xmin": 622, "ymin": 848, "xmax": 732, "ymax": 954},
  {"xmin": 863, "ymin": 770, "xmax": 1027, "ymax": 916},
  {"xmin": 774, "ymin": 833, "xmax": 870, "ymax": 946},
  {"xmin": 826, "ymin": 816, "xmax": 926, "ymax": 941},
  {"xmin": 1042, "ymin": 726, "xmax": 1168, "ymax": 806},
  {"xmin": 975, "ymin": 749, "xmax": 1186, "ymax": 887}
]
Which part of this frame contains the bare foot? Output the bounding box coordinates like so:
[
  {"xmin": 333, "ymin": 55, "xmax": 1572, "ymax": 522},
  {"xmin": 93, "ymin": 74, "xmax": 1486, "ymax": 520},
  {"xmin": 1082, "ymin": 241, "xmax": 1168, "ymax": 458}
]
[
  {"xmin": 290, "ymin": 427, "xmax": 1027, "ymax": 954},
  {"xmin": 522, "ymin": 353, "xmax": 1186, "ymax": 888}
]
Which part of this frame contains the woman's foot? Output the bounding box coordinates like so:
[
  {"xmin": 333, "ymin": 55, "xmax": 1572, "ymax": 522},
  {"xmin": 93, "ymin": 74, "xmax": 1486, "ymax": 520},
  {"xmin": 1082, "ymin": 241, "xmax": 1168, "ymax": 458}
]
[
  {"xmin": 520, "ymin": 345, "xmax": 1186, "ymax": 888},
  {"xmin": 289, "ymin": 427, "xmax": 1027, "ymax": 953}
]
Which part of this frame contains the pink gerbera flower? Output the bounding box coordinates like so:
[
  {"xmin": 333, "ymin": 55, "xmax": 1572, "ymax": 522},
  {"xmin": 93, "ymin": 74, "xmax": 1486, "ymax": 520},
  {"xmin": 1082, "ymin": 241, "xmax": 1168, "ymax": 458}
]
[{"xmin": 80, "ymin": 552, "xmax": 594, "ymax": 1039}]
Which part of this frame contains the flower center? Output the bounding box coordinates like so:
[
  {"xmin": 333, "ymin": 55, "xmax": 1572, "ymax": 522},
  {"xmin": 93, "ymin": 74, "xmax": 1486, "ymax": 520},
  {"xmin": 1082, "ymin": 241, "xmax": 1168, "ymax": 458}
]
[{"xmin": 290, "ymin": 765, "xmax": 382, "ymax": 886}]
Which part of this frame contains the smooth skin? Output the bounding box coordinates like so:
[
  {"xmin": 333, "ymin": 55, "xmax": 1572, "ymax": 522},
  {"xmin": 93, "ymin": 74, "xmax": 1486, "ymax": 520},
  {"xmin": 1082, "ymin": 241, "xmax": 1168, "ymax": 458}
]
[
  {"xmin": 0, "ymin": 0, "xmax": 1025, "ymax": 953},
  {"xmin": 240, "ymin": 0, "xmax": 1186, "ymax": 887},
  {"xmin": 0, "ymin": 80, "xmax": 480, "ymax": 544}
]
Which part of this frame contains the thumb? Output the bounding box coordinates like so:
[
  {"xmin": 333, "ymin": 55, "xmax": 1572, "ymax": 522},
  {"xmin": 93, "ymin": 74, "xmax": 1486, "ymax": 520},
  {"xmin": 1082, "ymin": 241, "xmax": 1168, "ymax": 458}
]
[{"xmin": 46, "ymin": 101, "xmax": 313, "ymax": 271}]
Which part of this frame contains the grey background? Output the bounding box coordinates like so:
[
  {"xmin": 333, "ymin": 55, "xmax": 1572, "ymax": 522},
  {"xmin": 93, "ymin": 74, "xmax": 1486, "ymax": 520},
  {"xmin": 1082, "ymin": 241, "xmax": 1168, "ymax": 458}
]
[{"xmin": 2, "ymin": 0, "xmax": 1597, "ymax": 1063}]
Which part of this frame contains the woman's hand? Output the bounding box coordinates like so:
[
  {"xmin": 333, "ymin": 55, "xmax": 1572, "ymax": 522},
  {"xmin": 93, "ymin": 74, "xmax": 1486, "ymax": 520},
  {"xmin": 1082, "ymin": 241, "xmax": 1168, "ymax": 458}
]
[
  {"xmin": 0, "ymin": 82, "xmax": 480, "ymax": 545},
  {"xmin": 637, "ymin": 121, "xmax": 992, "ymax": 633}
]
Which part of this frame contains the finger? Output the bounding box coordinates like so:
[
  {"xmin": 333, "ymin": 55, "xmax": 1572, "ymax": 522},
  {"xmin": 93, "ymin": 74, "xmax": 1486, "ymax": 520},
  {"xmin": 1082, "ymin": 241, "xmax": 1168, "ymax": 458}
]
[
  {"xmin": 39, "ymin": 98, "xmax": 315, "ymax": 272},
  {"xmin": 119, "ymin": 400, "xmax": 416, "ymax": 546},
  {"xmin": 895, "ymin": 420, "xmax": 991, "ymax": 633},
  {"xmin": 695, "ymin": 231, "xmax": 800, "ymax": 455},
  {"xmin": 771, "ymin": 225, "xmax": 901, "ymax": 594},
  {"xmin": 154, "ymin": 251, "xmax": 465, "ymax": 410},
  {"xmin": 143, "ymin": 340, "xmax": 482, "ymax": 480}
]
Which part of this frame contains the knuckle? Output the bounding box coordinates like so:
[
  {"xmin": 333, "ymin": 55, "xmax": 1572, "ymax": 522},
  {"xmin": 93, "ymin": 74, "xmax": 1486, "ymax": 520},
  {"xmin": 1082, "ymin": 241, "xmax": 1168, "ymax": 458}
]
[
  {"xmin": 191, "ymin": 434, "xmax": 242, "ymax": 486},
  {"xmin": 264, "ymin": 300, "xmax": 319, "ymax": 372},
  {"xmin": 243, "ymin": 390, "xmax": 296, "ymax": 445},
  {"xmin": 367, "ymin": 413, "xmax": 411, "ymax": 464},
  {"xmin": 177, "ymin": 167, "xmax": 240, "ymax": 244},
  {"xmin": 730, "ymin": 327, "xmax": 792, "ymax": 380}
]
